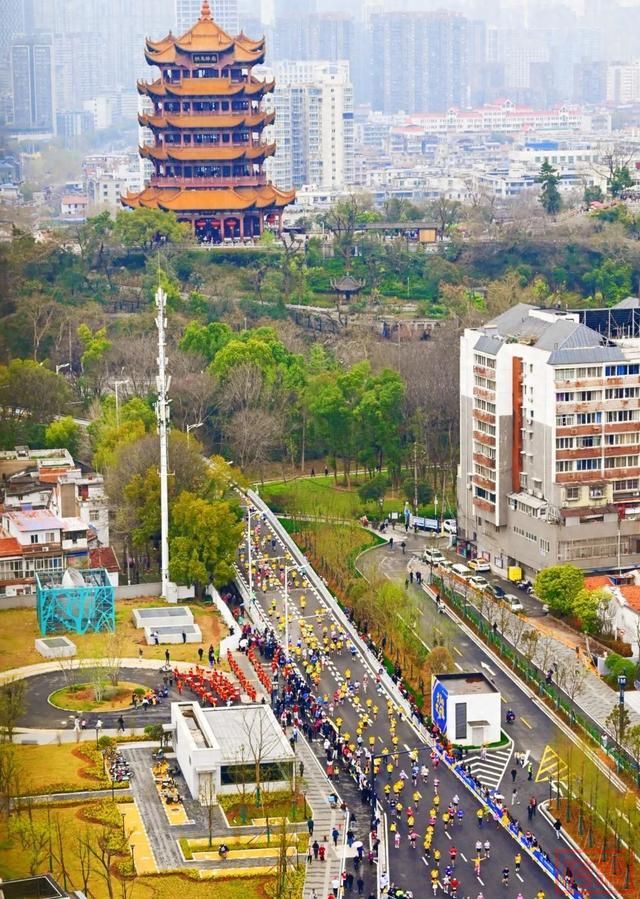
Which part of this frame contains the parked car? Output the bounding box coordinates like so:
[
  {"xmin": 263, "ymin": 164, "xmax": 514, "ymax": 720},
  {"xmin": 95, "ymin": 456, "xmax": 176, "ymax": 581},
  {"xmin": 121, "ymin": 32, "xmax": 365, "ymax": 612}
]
[
  {"xmin": 486, "ymin": 583, "xmax": 505, "ymax": 599},
  {"xmin": 503, "ymin": 594, "xmax": 524, "ymax": 612},
  {"xmin": 469, "ymin": 576, "xmax": 490, "ymax": 591},
  {"xmin": 437, "ymin": 559, "xmax": 454, "ymax": 573},
  {"xmin": 443, "ymin": 519, "xmax": 457, "ymax": 535},
  {"xmin": 423, "ymin": 548, "xmax": 445, "ymax": 565},
  {"xmin": 468, "ymin": 559, "xmax": 491, "ymax": 573}
]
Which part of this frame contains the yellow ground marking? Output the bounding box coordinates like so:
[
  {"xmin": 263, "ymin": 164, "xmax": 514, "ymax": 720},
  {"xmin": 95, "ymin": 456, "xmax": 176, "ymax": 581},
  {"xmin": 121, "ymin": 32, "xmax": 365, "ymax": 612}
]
[
  {"xmin": 453, "ymin": 646, "xmax": 463, "ymax": 657},
  {"xmin": 535, "ymin": 745, "xmax": 568, "ymax": 785},
  {"xmin": 118, "ymin": 801, "xmax": 158, "ymax": 874},
  {"xmin": 520, "ymin": 716, "xmax": 532, "ymax": 730}
]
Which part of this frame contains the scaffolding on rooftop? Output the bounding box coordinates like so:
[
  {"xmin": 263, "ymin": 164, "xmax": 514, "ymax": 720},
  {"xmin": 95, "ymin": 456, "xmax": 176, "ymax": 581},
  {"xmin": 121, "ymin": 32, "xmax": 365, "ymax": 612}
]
[{"xmin": 35, "ymin": 568, "xmax": 115, "ymax": 636}]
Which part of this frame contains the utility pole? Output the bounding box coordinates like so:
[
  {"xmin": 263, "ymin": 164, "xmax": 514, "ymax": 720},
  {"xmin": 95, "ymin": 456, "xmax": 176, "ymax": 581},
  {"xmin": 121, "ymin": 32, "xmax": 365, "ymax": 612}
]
[
  {"xmin": 413, "ymin": 442, "xmax": 418, "ymax": 512},
  {"xmin": 155, "ymin": 286, "xmax": 171, "ymax": 599}
]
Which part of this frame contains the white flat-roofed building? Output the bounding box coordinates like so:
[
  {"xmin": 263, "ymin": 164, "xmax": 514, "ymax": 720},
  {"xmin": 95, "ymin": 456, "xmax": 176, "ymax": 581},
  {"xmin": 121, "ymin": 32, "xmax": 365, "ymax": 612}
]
[
  {"xmin": 169, "ymin": 701, "xmax": 296, "ymax": 802},
  {"xmin": 431, "ymin": 672, "xmax": 501, "ymax": 747}
]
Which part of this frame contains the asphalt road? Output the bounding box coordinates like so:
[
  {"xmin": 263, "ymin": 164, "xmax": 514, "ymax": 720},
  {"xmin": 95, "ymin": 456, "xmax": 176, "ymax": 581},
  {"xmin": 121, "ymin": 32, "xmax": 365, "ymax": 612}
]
[
  {"xmin": 359, "ymin": 529, "xmax": 618, "ymax": 897},
  {"xmin": 236, "ymin": 509, "xmax": 593, "ymax": 899}
]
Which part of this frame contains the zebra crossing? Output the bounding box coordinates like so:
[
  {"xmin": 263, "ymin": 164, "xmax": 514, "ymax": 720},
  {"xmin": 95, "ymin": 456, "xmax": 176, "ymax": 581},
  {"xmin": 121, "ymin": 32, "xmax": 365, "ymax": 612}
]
[{"xmin": 462, "ymin": 740, "xmax": 514, "ymax": 791}]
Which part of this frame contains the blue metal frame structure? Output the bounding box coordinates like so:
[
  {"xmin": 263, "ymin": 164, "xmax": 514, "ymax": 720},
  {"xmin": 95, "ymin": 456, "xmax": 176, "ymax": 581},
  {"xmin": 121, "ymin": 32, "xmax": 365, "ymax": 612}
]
[{"xmin": 35, "ymin": 568, "xmax": 115, "ymax": 635}]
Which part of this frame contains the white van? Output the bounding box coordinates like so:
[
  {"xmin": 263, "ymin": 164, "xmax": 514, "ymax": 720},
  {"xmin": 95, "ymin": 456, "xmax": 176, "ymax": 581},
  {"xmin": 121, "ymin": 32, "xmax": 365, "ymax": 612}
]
[
  {"xmin": 451, "ymin": 563, "xmax": 472, "ymax": 579},
  {"xmin": 423, "ymin": 548, "xmax": 445, "ymax": 565}
]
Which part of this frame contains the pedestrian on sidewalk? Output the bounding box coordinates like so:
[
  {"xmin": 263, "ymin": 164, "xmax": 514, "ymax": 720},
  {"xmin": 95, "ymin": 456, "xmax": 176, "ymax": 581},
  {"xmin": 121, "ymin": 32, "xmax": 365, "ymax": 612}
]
[
  {"xmin": 332, "ymin": 826, "xmax": 340, "ymax": 847},
  {"xmin": 331, "ymin": 876, "xmax": 340, "ymax": 898},
  {"xmin": 198, "ymin": 646, "xmax": 204, "ymax": 662},
  {"xmin": 319, "ymin": 844, "xmax": 326, "ymax": 861},
  {"xmin": 307, "ymin": 816, "xmax": 314, "ymax": 835},
  {"xmin": 527, "ymin": 761, "xmax": 533, "ymax": 781},
  {"xmin": 511, "ymin": 787, "xmax": 519, "ymax": 805},
  {"xmin": 307, "ymin": 843, "xmax": 313, "ymax": 864},
  {"xmin": 312, "ymin": 840, "xmax": 320, "ymax": 859},
  {"xmin": 554, "ymin": 818, "xmax": 562, "ymax": 840},
  {"xmin": 511, "ymin": 767, "xmax": 517, "ymax": 782},
  {"xmin": 356, "ymin": 876, "xmax": 364, "ymax": 895},
  {"xmin": 117, "ymin": 715, "xmax": 125, "ymax": 733}
]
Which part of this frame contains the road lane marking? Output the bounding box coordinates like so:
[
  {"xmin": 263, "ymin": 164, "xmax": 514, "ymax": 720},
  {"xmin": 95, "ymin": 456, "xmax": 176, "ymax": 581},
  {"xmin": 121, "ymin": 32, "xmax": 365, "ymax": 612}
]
[
  {"xmin": 521, "ymin": 716, "xmax": 532, "ymax": 730},
  {"xmin": 460, "ymin": 852, "xmax": 467, "ymax": 862},
  {"xmin": 455, "ymin": 663, "xmax": 463, "ymax": 672},
  {"xmin": 516, "ymin": 873, "xmax": 524, "ymax": 882},
  {"xmin": 481, "ymin": 661, "xmax": 496, "ymax": 676},
  {"xmin": 453, "ymin": 646, "xmax": 463, "ymax": 657}
]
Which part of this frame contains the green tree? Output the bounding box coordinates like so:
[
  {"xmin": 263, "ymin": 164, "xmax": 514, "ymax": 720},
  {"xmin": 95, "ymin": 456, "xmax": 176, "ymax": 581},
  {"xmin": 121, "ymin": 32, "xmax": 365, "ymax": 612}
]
[
  {"xmin": 608, "ymin": 165, "xmax": 634, "ymax": 198},
  {"xmin": 572, "ymin": 587, "xmax": 612, "ymax": 635},
  {"xmin": 169, "ymin": 491, "xmax": 243, "ymax": 593},
  {"xmin": 537, "ymin": 159, "xmax": 563, "ymax": 216},
  {"xmin": 320, "ymin": 193, "xmax": 377, "ymax": 269},
  {"xmin": 606, "ymin": 702, "xmax": 630, "ymax": 745},
  {"xmin": 180, "ymin": 321, "xmax": 233, "ymax": 363},
  {"xmin": 357, "ymin": 474, "xmax": 389, "ymax": 506},
  {"xmin": 45, "ymin": 416, "xmax": 81, "ymax": 457},
  {"xmin": 583, "ymin": 184, "xmax": 604, "ymax": 206},
  {"xmin": 583, "ymin": 259, "xmax": 633, "ymax": 305},
  {"xmin": 0, "ymin": 360, "xmax": 71, "ymax": 448},
  {"xmin": 90, "ymin": 396, "xmax": 155, "ymax": 471},
  {"xmin": 534, "ymin": 564, "xmax": 584, "ymax": 616},
  {"xmin": 113, "ymin": 207, "xmax": 188, "ymax": 249}
]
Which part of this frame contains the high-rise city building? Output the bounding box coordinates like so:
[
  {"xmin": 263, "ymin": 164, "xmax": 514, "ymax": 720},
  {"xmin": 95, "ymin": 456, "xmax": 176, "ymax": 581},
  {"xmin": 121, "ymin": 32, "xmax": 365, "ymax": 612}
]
[
  {"xmin": 10, "ymin": 31, "xmax": 55, "ymax": 133},
  {"xmin": 371, "ymin": 12, "xmax": 470, "ymax": 114},
  {"xmin": 267, "ymin": 60, "xmax": 354, "ymax": 190},
  {"xmin": 176, "ymin": 0, "xmax": 239, "ymax": 36},
  {"xmin": 457, "ymin": 302, "xmax": 640, "ymax": 575},
  {"xmin": 123, "ymin": 0, "xmax": 294, "ymax": 241}
]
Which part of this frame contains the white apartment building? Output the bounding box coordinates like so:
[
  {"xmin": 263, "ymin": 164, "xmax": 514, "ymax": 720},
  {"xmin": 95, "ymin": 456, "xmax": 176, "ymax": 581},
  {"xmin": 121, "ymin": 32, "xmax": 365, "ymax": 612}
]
[
  {"xmin": 607, "ymin": 61, "xmax": 640, "ymax": 105},
  {"xmin": 266, "ymin": 60, "xmax": 354, "ymax": 190},
  {"xmin": 404, "ymin": 101, "xmax": 611, "ymax": 136},
  {"xmin": 83, "ymin": 152, "xmax": 144, "ymax": 211},
  {"xmin": 457, "ymin": 301, "xmax": 640, "ymax": 576}
]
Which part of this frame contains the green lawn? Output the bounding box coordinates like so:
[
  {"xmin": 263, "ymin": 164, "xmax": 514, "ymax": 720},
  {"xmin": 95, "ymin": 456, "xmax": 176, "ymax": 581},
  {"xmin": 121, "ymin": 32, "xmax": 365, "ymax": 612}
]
[
  {"xmin": 0, "ymin": 598, "xmax": 223, "ymax": 674},
  {"xmin": 0, "ymin": 800, "xmax": 279, "ymax": 899},
  {"xmin": 260, "ymin": 476, "xmax": 451, "ymax": 522}
]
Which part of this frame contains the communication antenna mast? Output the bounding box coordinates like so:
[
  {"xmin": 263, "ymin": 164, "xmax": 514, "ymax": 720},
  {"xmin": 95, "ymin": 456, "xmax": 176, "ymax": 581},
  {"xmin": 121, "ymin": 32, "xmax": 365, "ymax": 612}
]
[{"xmin": 155, "ymin": 285, "xmax": 171, "ymax": 599}]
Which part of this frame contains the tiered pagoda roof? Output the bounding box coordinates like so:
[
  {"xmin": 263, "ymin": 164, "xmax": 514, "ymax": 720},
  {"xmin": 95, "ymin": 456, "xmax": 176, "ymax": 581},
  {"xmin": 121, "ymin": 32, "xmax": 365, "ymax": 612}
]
[
  {"xmin": 144, "ymin": 2, "xmax": 265, "ymax": 66},
  {"xmin": 123, "ymin": 185, "xmax": 295, "ymax": 213},
  {"xmin": 136, "ymin": 77, "xmax": 275, "ymax": 98},
  {"xmin": 138, "ymin": 111, "xmax": 275, "ymax": 130},
  {"xmin": 121, "ymin": 0, "xmax": 295, "ymax": 240}
]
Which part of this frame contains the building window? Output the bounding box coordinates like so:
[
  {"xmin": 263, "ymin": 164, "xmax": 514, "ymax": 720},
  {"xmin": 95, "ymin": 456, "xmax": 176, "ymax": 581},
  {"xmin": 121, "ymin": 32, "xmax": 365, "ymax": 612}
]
[
  {"xmin": 30, "ymin": 534, "xmax": 38, "ymax": 544},
  {"xmin": 90, "ymin": 510, "xmax": 100, "ymax": 522},
  {"xmin": 556, "ymin": 415, "xmax": 575, "ymax": 426},
  {"xmin": 576, "ymin": 458, "xmax": 600, "ymax": 470},
  {"xmin": 540, "ymin": 538, "xmax": 550, "ymax": 553},
  {"xmin": 556, "ymin": 392, "xmax": 574, "ymax": 402},
  {"xmin": 565, "ymin": 487, "xmax": 580, "ymax": 501},
  {"xmin": 605, "ymin": 364, "xmax": 640, "ymax": 377},
  {"xmin": 556, "ymin": 437, "xmax": 574, "ymax": 449},
  {"xmin": 576, "ymin": 412, "xmax": 602, "ymax": 425},
  {"xmin": 556, "ymin": 460, "xmax": 573, "ymax": 472}
]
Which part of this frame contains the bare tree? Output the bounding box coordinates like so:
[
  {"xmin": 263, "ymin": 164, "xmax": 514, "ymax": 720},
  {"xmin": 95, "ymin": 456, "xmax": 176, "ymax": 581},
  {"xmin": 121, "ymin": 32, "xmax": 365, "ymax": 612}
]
[
  {"xmin": 20, "ymin": 295, "xmax": 59, "ymax": 362},
  {"xmin": 101, "ymin": 631, "xmax": 126, "ymax": 687},
  {"xmin": 10, "ymin": 806, "xmax": 51, "ymax": 875},
  {"xmin": 0, "ymin": 679, "xmax": 26, "ymax": 742},
  {"xmin": 223, "ymin": 407, "xmax": 283, "ymax": 475},
  {"xmin": 0, "ymin": 744, "xmax": 24, "ymax": 817}
]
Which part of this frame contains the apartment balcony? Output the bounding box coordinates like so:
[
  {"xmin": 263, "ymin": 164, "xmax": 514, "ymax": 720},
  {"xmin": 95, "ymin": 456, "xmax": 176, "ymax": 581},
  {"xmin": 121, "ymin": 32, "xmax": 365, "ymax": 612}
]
[
  {"xmin": 22, "ymin": 542, "xmax": 62, "ymax": 558},
  {"xmin": 473, "ymin": 365, "xmax": 495, "ymax": 379},
  {"xmin": 472, "ymin": 430, "xmax": 496, "ymax": 447},
  {"xmin": 473, "ymin": 386, "xmax": 496, "ymax": 402},
  {"xmin": 472, "ymin": 474, "xmax": 496, "ymax": 492},
  {"xmin": 473, "ymin": 497, "xmax": 495, "ymax": 514},
  {"xmin": 554, "ymin": 377, "xmax": 607, "ymax": 389},
  {"xmin": 555, "ymin": 423, "xmax": 605, "ymax": 437},
  {"xmin": 473, "ymin": 451, "xmax": 496, "ymax": 468},
  {"xmin": 473, "ymin": 409, "xmax": 496, "ymax": 426},
  {"xmin": 556, "ymin": 447, "xmax": 602, "ymax": 460},
  {"xmin": 556, "ymin": 467, "xmax": 640, "ymax": 484}
]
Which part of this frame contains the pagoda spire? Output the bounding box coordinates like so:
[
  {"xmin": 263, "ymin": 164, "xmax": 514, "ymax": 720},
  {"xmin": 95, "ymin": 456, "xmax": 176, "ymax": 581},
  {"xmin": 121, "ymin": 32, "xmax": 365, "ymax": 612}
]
[{"xmin": 200, "ymin": 0, "xmax": 212, "ymax": 20}]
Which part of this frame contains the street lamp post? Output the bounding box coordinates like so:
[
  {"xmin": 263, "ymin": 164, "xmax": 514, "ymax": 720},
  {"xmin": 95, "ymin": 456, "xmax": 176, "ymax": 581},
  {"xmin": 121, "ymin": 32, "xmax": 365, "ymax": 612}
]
[
  {"xmin": 114, "ymin": 379, "xmax": 130, "ymax": 429},
  {"xmin": 186, "ymin": 420, "xmax": 203, "ymax": 444},
  {"xmin": 246, "ymin": 507, "xmax": 255, "ymax": 605},
  {"xmin": 618, "ymin": 674, "xmax": 627, "ymax": 745}
]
